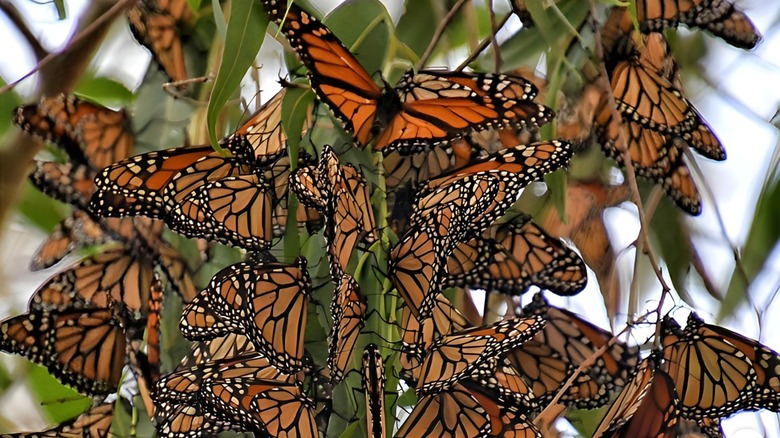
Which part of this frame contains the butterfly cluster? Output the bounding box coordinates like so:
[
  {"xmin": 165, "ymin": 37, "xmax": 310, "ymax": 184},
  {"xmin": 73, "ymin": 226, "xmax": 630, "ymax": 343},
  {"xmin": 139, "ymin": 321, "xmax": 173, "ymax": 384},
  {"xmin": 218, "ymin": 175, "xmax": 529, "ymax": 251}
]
[{"xmin": 1, "ymin": 0, "xmax": 775, "ymax": 437}]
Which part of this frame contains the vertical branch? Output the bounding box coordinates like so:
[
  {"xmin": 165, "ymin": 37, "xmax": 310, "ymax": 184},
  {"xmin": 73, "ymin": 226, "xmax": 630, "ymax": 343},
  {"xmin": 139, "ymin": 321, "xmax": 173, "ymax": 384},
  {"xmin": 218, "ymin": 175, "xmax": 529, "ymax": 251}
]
[
  {"xmin": 587, "ymin": 0, "xmax": 671, "ymax": 325},
  {"xmin": 418, "ymin": 0, "xmax": 469, "ymax": 68},
  {"xmin": 0, "ymin": 0, "xmax": 134, "ymax": 233}
]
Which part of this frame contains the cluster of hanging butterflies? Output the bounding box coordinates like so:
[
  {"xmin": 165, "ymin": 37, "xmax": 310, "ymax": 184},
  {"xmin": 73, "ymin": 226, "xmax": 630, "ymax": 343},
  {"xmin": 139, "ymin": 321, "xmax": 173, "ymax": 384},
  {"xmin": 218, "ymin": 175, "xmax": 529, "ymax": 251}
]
[
  {"xmin": 2, "ymin": 93, "xmax": 196, "ymax": 435},
  {"xmin": 594, "ymin": 312, "xmax": 780, "ymax": 437},
  {"xmin": 592, "ymin": 0, "xmax": 760, "ymax": 215},
  {"xmin": 2, "ymin": 0, "xmax": 775, "ymax": 437}
]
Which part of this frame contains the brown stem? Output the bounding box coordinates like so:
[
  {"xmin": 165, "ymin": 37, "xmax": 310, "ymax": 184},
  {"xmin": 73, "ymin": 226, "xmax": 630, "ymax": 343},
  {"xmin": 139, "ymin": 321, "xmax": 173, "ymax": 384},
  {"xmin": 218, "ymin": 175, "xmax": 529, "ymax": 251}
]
[
  {"xmin": 455, "ymin": 13, "xmax": 511, "ymax": 72},
  {"xmin": 418, "ymin": 0, "xmax": 469, "ymax": 69},
  {"xmin": 0, "ymin": 0, "xmax": 48, "ymax": 60},
  {"xmin": 588, "ymin": 1, "xmax": 671, "ymax": 326},
  {"xmin": 0, "ymin": 0, "xmax": 134, "ymax": 232}
]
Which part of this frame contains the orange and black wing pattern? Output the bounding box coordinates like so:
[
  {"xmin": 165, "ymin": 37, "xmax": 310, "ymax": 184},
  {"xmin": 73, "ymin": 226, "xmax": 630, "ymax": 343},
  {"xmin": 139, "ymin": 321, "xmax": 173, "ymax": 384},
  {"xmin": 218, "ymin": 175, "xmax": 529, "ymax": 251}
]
[
  {"xmin": 127, "ymin": 0, "xmax": 191, "ymax": 82},
  {"xmin": 445, "ymin": 212, "xmax": 587, "ymax": 296},
  {"xmin": 362, "ymin": 344, "xmax": 386, "ymax": 438},
  {"xmin": 261, "ymin": 1, "xmax": 552, "ymax": 154},
  {"xmin": 593, "ymin": 355, "xmax": 679, "ymax": 438},
  {"xmin": 0, "ymin": 307, "xmax": 128, "ymax": 396},
  {"xmin": 153, "ymin": 352, "xmax": 317, "ymax": 437},
  {"xmin": 180, "ymin": 259, "xmax": 311, "ymax": 372},
  {"xmin": 661, "ymin": 313, "xmax": 779, "ymax": 417},
  {"xmin": 90, "ymin": 145, "xmax": 219, "ymax": 218},
  {"xmin": 416, "ymin": 315, "xmax": 545, "ymax": 395},
  {"xmin": 633, "ymin": 0, "xmax": 761, "ymax": 49},
  {"xmin": 507, "ymin": 293, "xmax": 640, "ymax": 409},
  {"xmin": 328, "ymin": 273, "xmax": 366, "ymax": 383},
  {"xmin": 14, "ymin": 94, "xmax": 133, "ymax": 170}
]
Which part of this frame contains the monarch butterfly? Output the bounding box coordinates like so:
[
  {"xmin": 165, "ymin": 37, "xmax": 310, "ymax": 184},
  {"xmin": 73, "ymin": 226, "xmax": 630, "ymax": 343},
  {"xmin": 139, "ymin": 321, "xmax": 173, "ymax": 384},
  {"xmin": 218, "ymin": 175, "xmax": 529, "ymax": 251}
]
[
  {"xmin": 660, "ymin": 314, "xmax": 759, "ymax": 419},
  {"xmin": 399, "ymin": 294, "xmax": 470, "ymax": 384},
  {"xmin": 389, "ymin": 216, "xmax": 454, "ymax": 319},
  {"xmin": 507, "ymin": 293, "xmax": 640, "ymax": 409},
  {"xmin": 468, "ymin": 384, "xmax": 541, "ymax": 438},
  {"xmin": 597, "ymin": 18, "xmax": 724, "ymax": 215},
  {"xmin": 396, "ymin": 380, "xmax": 541, "ymax": 438},
  {"xmin": 179, "ymin": 258, "xmax": 310, "ymax": 372},
  {"xmin": 327, "ymin": 164, "xmax": 378, "ymax": 275},
  {"xmin": 416, "ymin": 315, "xmax": 545, "ymax": 395},
  {"xmin": 223, "ymin": 88, "xmax": 297, "ymax": 167},
  {"xmin": 396, "ymin": 383, "xmax": 490, "ymax": 438},
  {"xmin": 166, "ymin": 173, "xmax": 274, "ymax": 250},
  {"xmin": 89, "ymin": 144, "xmax": 236, "ymax": 218},
  {"xmin": 445, "ymin": 212, "xmax": 587, "ymax": 297},
  {"xmin": 1, "ymin": 401, "xmax": 116, "ymax": 437},
  {"xmin": 28, "ymin": 247, "xmax": 155, "ymax": 316},
  {"xmin": 632, "ymin": 0, "xmax": 761, "ymax": 49},
  {"xmin": 596, "ymin": 105, "xmax": 703, "ymax": 215},
  {"xmin": 593, "ymin": 355, "xmax": 679, "ymax": 438},
  {"xmin": 127, "ymin": 0, "xmax": 191, "ymax": 82},
  {"xmin": 663, "ymin": 313, "xmax": 780, "ymax": 414},
  {"xmin": 291, "ymin": 146, "xmax": 377, "ymax": 276},
  {"xmin": 383, "ymin": 141, "xmax": 482, "ymax": 189},
  {"xmin": 155, "ymin": 241, "xmax": 197, "ymax": 303},
  {"xmin": 411, "ymin": 141, "xmax": 573, "ymax": 231},
  {"xmin": 146, "ymin": 272, "xmax": 163, "ymax": 383},
  {"xmin": 362, "ymin": 344, "xmax": 386, "ymax": 438},
  {"xmin": 153, "ymin": 352, "xmax": 317, "ymax": 437},
  {"xmin": 254, "ymin": 153, "xmax": 325, "ymax": 237},
  {"xmin": 156, "ymin": 333, "xmax": 256, "ymax": 436},
  {"xmin": 180, "ymin": 333, "xmax": 256, "ymax": 368},
  {"xmin": 328, "ymin": 274, "xmax": 366, "ymax": 383},
  {"xmin": 601, "ymin": 15, "xmax": 725, "ymax": 154},
  {"xmin": 30, "ymin": 161, "xmax": 97, "ymax": 209},
  {"xmin": 155, "ymin": 403, "xmax": 234, "ymax": 438},
  {"xmin": 262, "ymin": 1, "xmax": 553, "ymax": 154},
  {"xmin": 29, "ymin": 210, "xmax": 108, "ymax": 271},
  {"xmin": 0, "ymin": 307, "xmax": 128, "ymax": 395},
  {"xmin": 14, "ymin": 94, "xmax": 134, "ymax": 171}
]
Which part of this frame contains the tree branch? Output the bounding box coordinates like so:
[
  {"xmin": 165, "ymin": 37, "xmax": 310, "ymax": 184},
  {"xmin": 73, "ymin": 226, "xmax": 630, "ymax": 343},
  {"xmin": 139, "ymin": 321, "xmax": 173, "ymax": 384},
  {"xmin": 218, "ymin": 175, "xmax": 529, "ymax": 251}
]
[
  {"xmin": 0, "ymin": 0, "xmax": 48, "ymax": 60},
  {"xmin": 0, "ymin": 0, "xmax": 135, "ymax": 232}
]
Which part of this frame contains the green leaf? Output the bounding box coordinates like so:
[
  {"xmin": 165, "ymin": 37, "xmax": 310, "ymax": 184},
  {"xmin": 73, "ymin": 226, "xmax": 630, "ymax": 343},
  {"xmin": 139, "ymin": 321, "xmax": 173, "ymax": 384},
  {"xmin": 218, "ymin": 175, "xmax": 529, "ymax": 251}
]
[
  {"xmin": 544, "ymin": 169, "xmax": 568, "ymax": 219},
  {"xmin": 396, "ymin": 0, "xmax": 439, "ymax": 58},
  {"xmin": 54, "ymin": 0, "xmax": 66, "ymax": 19},
  {"xmin": 17, "ymin": 181, "xmax": 69, "ymax": 232},
  {"xmin": 0, "ymin": 361, "xmax": 13, "ymax": 393},
  {"xmin": 110, "ymin": 399, "xmax": 133, "ymax": 438},
  {"xmin": 650, "ymin": 198, "xmax": 694, "ymax": 302},
  {"xmin": 207, "ymin": 0, "xmax": 267, "ymax": 150},
  {"xmin": 212, "ymin": 0, "xmax": 228, "ymax": 40},
  {"xmin": 74, "ymin": 76, "xmax": 134, "ymax": 107},
  {"xmin": 26, "ymin": 365, "xmax": 91, "ymax": 423},
  {"xmin": 496, "ymin": 0, "xmax": 589, "ymax": 71},
  {"xmin": 722, "ymin": 170, "xmax": 780, "ymax": 318},
  {"xmin": 281, "ymin": 87, "xmax": 315, "ymax": 158},
  {"xmin": 0, "ymin": 77, "xmax": 21, "ymax": 137}
]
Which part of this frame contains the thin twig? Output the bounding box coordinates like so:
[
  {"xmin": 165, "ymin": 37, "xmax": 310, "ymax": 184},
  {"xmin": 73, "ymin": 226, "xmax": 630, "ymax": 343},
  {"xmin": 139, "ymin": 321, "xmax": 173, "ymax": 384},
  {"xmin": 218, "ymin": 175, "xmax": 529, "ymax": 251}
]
[
  {"xmin": 538, "ymin": 309, "xmax": 652, "ymax": 417},
  {"xmin": 588, "ymin": 0, "xmax": 671, "ymax": 323},
  {"xmin": 487, "ymin": 0, "xmax": 502, "ymax": 72},
  {"xmin": 0, "ymin": 0, "xmax": 135, "ymax": 95},
  {"xmin": 418, "ymin": 0, "xmax": 469, "ymax": 69},
  {"xmin": 455, "ymin": 13, "xmax": 512, "ymax": 72},
  {"xmin": 0, "ymin": 0, "xmax": 47, "ymax": 60}
]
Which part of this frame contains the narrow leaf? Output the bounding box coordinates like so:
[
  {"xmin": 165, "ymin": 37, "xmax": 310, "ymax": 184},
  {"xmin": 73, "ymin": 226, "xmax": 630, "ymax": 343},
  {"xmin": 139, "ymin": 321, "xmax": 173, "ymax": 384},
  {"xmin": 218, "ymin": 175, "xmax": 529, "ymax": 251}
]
[{"xmin": 207, "ymin": 0, "xmax": 267, "ymax": 149}]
